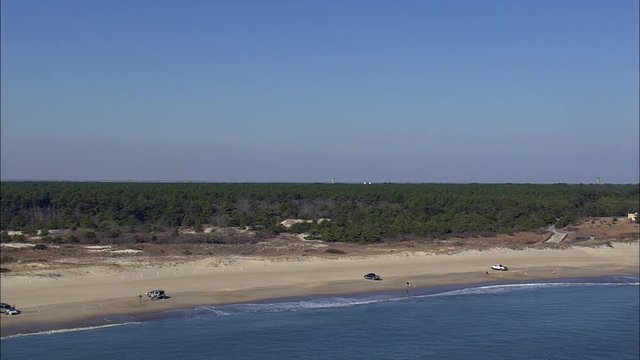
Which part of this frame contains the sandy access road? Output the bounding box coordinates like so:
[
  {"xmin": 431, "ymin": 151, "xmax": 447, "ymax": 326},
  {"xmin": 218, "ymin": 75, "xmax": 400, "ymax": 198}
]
[{"xmin": 1, "ymin": 242, "xmax": 638, "ymax": 337}]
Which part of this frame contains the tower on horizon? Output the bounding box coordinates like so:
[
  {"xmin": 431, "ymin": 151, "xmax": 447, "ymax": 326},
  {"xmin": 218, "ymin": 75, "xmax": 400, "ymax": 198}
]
[{"xmin": 595, "ymin": 177, "xmax": 601, "ymax": 185}]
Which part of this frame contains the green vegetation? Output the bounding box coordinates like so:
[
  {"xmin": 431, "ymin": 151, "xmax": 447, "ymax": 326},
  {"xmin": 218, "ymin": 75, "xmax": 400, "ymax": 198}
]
[{"xmin": 1, "ymin": 182, "xmax": 637, "ymax": 243}]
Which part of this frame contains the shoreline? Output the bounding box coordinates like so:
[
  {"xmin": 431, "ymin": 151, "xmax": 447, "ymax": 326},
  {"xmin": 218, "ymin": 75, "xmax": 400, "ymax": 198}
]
[
  {"xmin": 1, "ymin": 242, "xmax": 638, "ymax": 337},
  {"xmin": 2, "ymin": 273, "xmax": 638, "ymax": 339}
]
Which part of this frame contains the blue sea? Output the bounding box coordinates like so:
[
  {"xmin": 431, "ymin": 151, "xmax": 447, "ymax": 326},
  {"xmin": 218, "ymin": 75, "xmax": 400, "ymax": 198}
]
[{"xmin": 2, "ymin": 275, "xmax": 638, "ymax": 360}]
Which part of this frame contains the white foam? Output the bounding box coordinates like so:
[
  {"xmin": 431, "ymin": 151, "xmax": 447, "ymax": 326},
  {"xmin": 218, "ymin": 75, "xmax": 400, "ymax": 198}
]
[
  {"xmin": 205, "ymin": 281, "xmax": 639, "ymax": 315},
  {"xmin": 1, "ymin": 322, "xmax": 140, "ymax": 340},
  {"xmin": 425, "ymin": 281, "xmax": 640, "ymax": 298},
  {"xmin": 212, "ymin": 296, "xmax": 402, "ymax": 315},
  {"xmin": 194, "ymin": 306, "xmax": 231, "ymax": 316}
]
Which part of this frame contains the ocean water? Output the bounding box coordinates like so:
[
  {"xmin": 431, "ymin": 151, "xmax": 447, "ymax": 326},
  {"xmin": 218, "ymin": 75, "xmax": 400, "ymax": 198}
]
[{"xmin": 1, "ymin": 275, "xmax": 638, "ymax": 360}]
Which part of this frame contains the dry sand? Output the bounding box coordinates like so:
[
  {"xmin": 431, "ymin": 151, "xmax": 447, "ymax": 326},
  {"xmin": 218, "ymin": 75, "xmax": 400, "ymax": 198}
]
[{"xmin": 1, "ymin": 242, "xmax": 638, "ymax": 337}]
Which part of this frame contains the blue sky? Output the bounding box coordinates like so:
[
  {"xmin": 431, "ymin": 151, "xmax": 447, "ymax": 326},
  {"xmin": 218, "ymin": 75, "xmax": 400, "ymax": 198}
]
[{"xmin": 1, "ymin": 0, "xmax": 638, "ymax": 183}]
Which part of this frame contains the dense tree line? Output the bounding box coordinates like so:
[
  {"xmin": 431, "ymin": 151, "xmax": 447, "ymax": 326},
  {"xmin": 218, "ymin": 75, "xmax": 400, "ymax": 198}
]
[{"xmin": 1, "ymin": 182, "xmax": 637, "ymax": 243}]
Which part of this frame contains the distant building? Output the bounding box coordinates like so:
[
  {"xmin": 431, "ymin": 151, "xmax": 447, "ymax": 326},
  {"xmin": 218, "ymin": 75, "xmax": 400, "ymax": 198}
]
[{"xmin": 628, "ymin": 213, "xmax": 638, "ymax": 222}]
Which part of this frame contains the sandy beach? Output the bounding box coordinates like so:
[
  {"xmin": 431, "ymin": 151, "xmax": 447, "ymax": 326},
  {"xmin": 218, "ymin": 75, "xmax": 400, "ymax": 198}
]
[{"xmin": 1, "ymin": 241, "xmax": 638, "ymax": 337}]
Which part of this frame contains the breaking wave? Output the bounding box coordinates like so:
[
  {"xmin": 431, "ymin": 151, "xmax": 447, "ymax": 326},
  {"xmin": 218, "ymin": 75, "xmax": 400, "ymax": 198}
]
[
  {"xmin": 195, "ymin": 277, "xmax": 639, "ymax": 316},
  {"xmin": 1, "ymin": 322, "xmax": 140, "ymax": 340},
  {"xmin": 426, "ymin": 281, "xmax": 639, "ymax": 298}
]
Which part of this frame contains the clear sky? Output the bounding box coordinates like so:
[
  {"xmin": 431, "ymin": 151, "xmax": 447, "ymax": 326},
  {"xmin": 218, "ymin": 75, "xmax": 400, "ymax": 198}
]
[{"xmin": 1, "ymin": 0, "xmax": 638, "ymax": 183}]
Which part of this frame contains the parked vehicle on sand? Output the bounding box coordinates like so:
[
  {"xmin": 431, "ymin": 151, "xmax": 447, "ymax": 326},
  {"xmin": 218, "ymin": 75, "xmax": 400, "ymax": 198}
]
[
  {"xmin": 491, "ymin": 264, "xmax": 509, "ymax": 271},
  {"xmin": 147, "ymin": 290, "xmax": 166, "ymax": 300},
  {"xmin": 364, "ymin": 273, "xmax": 382, "ymax": 280},
  {"xmin": 0, "ymin": 303, "xmax": 20, "ymax": 315}
]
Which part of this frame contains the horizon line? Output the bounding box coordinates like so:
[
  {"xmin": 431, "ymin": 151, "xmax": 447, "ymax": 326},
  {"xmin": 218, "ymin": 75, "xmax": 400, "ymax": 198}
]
[{"xmin": 1, "ymin": 179, "xmax": 638, "ymax": 185}]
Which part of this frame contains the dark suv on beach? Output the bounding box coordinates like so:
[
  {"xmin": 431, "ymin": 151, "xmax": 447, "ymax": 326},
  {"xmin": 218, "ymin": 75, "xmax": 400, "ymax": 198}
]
[{"xmin": 364, "ymin": 273, "xmax": 382, "ymax": 281}]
